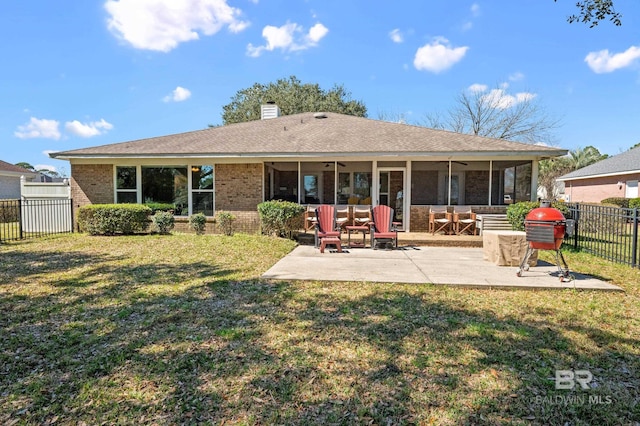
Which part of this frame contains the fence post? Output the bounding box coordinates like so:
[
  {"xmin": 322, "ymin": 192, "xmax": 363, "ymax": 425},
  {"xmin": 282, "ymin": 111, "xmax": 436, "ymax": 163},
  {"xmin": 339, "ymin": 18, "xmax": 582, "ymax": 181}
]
[
  {"xmin": 69, "ymin": 199, "xmax": 75, "ymax": 234},
  {"xmin": 632, "ymin": 207, "xmax": 638, "ymax": 268},
  {"xmin": 18, "ymin": 199, "xmax": 24, "ymax": 240},
  {"xmin": 572, "ymin": 203, "xmax": 579, "ymax": 250}
]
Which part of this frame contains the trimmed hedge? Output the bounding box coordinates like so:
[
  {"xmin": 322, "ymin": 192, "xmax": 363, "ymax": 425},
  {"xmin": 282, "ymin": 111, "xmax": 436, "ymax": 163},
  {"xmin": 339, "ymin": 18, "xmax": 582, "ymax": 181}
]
[
  {"xmin": 152, "ymin": 211, "xmax": 175, "ymax": 234},
  {"xmin": 0, "ymin": 200, "xmax": 19, "ymax": 223},
  {"xmin": 78, "ymin": 204, "xmax": 151, "ymax": 235},
  {"xmin": 144, "ymin": 202, "xmax": 175, "ymax": 215},
  {"xmin": 189, "ymin": 213, "xmax": 207, "ymax": 235},
  {"xmin": 629, "ymin": 198, "xmax": 640, "ymax": 209},
  {"xmin": 600, "ymin": 197, "xmax": 629, "ymax": 208},
  {"xmin": 257, "ymin": 200, "xmax": 305, "ymax": 238},
  {"xmin": 506, "ymin": 201, "xmax": 570, "ymax": 232},
  {"xmin": 216, "ymin": 211, "xmax": 236, "ymax": 236}
]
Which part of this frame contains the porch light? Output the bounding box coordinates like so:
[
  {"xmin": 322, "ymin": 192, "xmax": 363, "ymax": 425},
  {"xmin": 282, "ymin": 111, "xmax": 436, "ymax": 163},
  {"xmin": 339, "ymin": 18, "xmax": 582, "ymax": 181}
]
[
  {"xmin": 618, "ymin": 181, "xmax": 623, "ymax": 190},
  {"xmin": 191, "ymin": 166, "xmax": 200, "ymax": 173}
]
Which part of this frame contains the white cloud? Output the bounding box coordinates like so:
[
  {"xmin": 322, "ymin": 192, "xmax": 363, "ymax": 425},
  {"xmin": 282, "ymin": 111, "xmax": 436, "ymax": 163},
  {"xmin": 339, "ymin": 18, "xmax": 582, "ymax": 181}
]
[
  {"xmin": 473, "ymin": 84, "xmax": 537, "ymax": 109},
  {"xmin": 413, "ymin": 37, "xmax": 468, "ymax": 73},
  {"xmin": 470, "ymin": 3, "xmax": 480, "ymax": 16},
  {"xmin": 509, "ymin": 72, "xmax": 525, "ymax": 81},
  {"xmin": 163, "ymin": 86, "xmax": 192, "ymax": 102},
  {"xmin": 306, "ymin": 23, "xmax": 328, "ymax": 44},
  {"xmin": 65, "ymin": 119, "xmax": 113, "ymax": 138},
  {"xmin": 104, "ymin": 0, "xmax": 249, "ymax": 52},
  {"xmin": 15, "ymin": 117, "xmax": 61, "ymax": 140},
  {"xmin": 246, "ymin": 22, "xmax": 328, "ymax": 57},
  {"xmin": 468, "ymin": 83, "xmax": 488, "ymax": 93},
  {"xmin": 389, "ymin": 29, "xmax": 403, "ymax": 43},
  {"xmin": 585, "ymin": 45, "xmax": 640, "ymax": 73}
]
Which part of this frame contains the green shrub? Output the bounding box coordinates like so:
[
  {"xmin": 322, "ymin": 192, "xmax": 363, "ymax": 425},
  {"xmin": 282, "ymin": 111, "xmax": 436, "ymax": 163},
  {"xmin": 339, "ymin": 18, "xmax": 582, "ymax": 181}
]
[
  {"xmin": 507, "ymin": 201, "xmax": 570, "ymax": 231},
  {"xmin": 152, "ymin": 211, "xmax": 175, "ymax": 234},
  {"xmin": 600, "ymin": 197, "xmax": 629, "ymax": 208},
  {"xmin": 0, "ymin": 200, "xmax": 19, "ymax": 223},
  {"xmin": 216, "ymin": 211, "xmax": 236, "ymax": 236},
  {"xmin": 189, "ymin": 213, "xmax": 207, "ymax": 235},
  {"xmin": 257, "ymin": 200, "xmax": 305, "ymax": 238},
  {"xmin": 78, "ymin": 204, "xmax": 151, "ymax": 235},
  {"xmin": 629, "ymin": 198, "xmax": 640, "ymax": 209},
  {"xmin": 144, "ymin": 202, "xmax": 175, "ymax": 215}
]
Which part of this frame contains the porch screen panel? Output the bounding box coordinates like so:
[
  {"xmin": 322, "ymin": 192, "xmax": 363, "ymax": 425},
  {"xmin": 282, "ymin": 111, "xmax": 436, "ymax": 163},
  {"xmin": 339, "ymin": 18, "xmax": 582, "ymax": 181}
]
[{"xmin": 410, "ymin": 162, "xmax": 439, "ymax": 205}]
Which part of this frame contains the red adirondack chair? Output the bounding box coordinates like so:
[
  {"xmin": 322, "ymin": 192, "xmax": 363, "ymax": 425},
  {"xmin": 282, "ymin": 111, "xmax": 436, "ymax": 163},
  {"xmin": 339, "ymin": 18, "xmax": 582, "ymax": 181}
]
[
  {"xmin": 315, "ymin": 205, "xmax": 341, "ymax": 248},
  {"xmin": 370, "ymin": 205, "xmax": 398, "ymax": 249}
]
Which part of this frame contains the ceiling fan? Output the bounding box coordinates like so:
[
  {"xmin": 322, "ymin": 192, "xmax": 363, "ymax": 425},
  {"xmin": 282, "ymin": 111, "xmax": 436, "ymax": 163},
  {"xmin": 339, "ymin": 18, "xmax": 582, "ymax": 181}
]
[
  {"xmin": 437, "ymin": 160, "xmax": 468, "ymax": 166},
  {"xmin": 324, "ymin": 162, "xmax": 346, "ymax": 167}
]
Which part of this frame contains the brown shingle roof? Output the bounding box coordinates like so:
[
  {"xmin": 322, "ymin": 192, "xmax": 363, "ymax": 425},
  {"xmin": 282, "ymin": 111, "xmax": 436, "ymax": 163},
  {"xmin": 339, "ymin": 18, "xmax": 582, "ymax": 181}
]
[
  {"xmin": 0, "ymin": 160, "xmax": 37, "ymax": 174},
  {"xmin": 51, "ymin": 112, "xmax": 566, "ymax": 159}
]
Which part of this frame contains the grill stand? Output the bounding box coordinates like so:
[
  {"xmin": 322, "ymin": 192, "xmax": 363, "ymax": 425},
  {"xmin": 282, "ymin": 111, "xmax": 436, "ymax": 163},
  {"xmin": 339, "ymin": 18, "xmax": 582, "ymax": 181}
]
[{"xmin": 516, "ymin": 246, "xmax": 572, "ymax": 282}]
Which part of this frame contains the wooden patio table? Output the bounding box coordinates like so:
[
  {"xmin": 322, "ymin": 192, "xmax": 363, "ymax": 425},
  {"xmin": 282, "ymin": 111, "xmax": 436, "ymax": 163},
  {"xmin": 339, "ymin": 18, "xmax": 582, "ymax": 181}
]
[{"xmin": 345, "ymin": 225, "xmax": 370, "ymax": 248}]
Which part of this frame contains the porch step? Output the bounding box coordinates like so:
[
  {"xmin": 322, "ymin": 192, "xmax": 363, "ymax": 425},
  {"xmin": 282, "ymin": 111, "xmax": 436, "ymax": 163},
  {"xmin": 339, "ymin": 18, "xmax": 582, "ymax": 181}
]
[{"xmin": 477, "ymin": 214, "xmax": 512, "ymax": 234}]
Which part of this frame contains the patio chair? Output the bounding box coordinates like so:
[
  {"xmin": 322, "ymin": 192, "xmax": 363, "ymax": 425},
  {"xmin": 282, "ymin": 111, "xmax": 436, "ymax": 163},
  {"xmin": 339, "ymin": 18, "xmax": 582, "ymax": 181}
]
[
  {"xmin": 314, "ymin": 204, "xmax": 341, "ymax": 248},
  {"xmin": 352, "ymin": 205, "xmax": 372, "ymax": 226},
  {"xmin": 370, "ymin": 205, "xmax": 398, "ymax": 249},
  {"xmin": 429, "ymin": 206, "xmax": 452, "ymax": 235},
  {"xmin": 304, "ymin": 204, "xmax": 319, "ymax": 232},
  {"xmin": 335, "ymin": 205, "xmax": 350, "ymax": 231},
  {"xmin": 453, "ymin": 206, "xmax": 477, "ymax": 235}
]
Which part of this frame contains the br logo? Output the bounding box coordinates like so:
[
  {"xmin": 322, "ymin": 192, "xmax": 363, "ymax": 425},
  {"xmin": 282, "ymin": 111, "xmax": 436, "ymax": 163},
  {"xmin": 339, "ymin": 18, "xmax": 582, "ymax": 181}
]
[{"xmin": 555, "ymin": 370, "xmax": 593, "ymax": 390}]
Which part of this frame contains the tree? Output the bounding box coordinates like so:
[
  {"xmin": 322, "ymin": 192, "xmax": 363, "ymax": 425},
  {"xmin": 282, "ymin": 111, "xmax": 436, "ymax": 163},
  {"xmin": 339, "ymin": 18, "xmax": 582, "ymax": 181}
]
[
  {"xmin": 15, "ymin": 162, "xmax": 35, "ymax": 171},
  {"xmin": 567, "ymin": 145, "xmax": 608, "ymax": 169},
  {"xmin": 221, "ymin": 76, "xmax": 367, "ymax": 125},
  {"xmin": 538, "ymin": 146, "xmax": 607, "ymax": 199},
  {"xmin": 423, "ymin": 85, "xmax": 561, "ymax": 145},
  {"xmin": 556, "ymin": 0, "xmax": 622, "ymax": 27}
]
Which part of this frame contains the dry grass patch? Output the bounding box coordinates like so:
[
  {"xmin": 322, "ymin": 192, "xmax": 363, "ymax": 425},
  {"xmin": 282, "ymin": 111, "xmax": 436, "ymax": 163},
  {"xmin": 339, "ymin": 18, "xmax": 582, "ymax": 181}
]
[{"xmin": 1, "ymin": 234, "xmax": 639, "ymax": 425}]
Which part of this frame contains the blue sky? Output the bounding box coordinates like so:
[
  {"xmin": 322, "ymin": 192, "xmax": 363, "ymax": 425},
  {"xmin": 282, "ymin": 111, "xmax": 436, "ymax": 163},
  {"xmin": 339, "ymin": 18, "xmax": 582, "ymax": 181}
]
[{"xmin": 1, "ymin": 0, "xmax": 639, "ymax": 176}]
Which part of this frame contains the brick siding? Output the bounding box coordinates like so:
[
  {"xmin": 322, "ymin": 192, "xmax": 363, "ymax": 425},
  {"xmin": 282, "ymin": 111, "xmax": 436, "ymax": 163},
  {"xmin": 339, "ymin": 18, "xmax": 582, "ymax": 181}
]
[
  {"xmin": 70, "ymin": 164, "xmax": 114, "ymax": 208},
  {"xmin": 565, "ymin": 175, "xmax": 638, "ymax": 203},
  {"xmin": 215, "ymin": 164, "xmax": 262, "ymax": 233}
]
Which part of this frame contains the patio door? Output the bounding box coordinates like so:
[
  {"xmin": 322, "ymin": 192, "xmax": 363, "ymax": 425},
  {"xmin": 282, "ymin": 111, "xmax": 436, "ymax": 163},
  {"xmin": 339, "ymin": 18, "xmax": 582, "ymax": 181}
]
[{"xmin": 378, "ymin": 169, "xmax": 406, "ymax": 230}]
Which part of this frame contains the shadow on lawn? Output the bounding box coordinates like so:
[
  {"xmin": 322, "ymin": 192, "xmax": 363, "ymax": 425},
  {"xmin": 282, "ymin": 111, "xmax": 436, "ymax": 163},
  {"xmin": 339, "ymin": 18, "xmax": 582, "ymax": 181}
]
[
  {"xmin": 278, "ymin": 289, "xmax": 639, "ymax": 425},
  {"xmin": 2, "ymin": 262, "xmax": 638, "ymax": 424}
]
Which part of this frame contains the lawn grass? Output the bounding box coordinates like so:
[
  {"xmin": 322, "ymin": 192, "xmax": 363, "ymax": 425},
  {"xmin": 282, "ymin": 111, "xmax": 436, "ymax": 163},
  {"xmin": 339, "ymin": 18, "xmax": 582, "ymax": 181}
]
[{"xmin": 1, "ymin": 233, "xmax": 639, "ymax": 425}]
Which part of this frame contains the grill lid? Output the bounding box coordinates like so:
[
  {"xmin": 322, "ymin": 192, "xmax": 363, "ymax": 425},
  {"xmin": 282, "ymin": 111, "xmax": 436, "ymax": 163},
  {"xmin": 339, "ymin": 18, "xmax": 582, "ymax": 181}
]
[{"xmin": 525, "ymin": 206, "xmax": 565, "ymax": 223}]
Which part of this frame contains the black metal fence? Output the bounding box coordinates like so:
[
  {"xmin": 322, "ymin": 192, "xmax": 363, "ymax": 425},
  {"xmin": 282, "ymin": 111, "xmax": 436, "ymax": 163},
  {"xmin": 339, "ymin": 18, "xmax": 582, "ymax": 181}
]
[
  {"xmin": 0, "ymin": 199, "xmax": 74, "ymax": 243},
  {"xmin": 564, "ymin": 203, "xmax": 639, "ymax": 268}
]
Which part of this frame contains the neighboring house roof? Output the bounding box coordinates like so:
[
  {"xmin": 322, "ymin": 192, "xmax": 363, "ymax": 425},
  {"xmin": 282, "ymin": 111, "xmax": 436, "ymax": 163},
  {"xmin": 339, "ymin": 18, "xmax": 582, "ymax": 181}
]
[
  {"xmin": 51, "ymin": 112, "xmax": 566, "ymax": 160},
  {"xmin": 558, "ymin": 146, "xmax": 640, "ymax": 181},
  {"xmin": 0, "ymin": 160, "xmax": 38, "ymax": 177}
]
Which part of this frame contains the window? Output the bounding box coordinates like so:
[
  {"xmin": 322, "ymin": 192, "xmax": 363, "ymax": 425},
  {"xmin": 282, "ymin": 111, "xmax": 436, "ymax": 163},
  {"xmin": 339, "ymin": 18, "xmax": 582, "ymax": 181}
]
[
  {"xmin": 141, "ymin": 166, "xmax": 188, "ymax": 215},
  {"xmin": 337, "ymin": 171, "xmax": 371, "ymax": 204},
  {"xmin": 116, "ymin": 166, "xmax": 137, "ymax": 203},
  {"xmin": 303, "ymin": 174, "xmax": 320, "ymax": 203},
  {"xmin": 626, "ymin": 180, "xmax": 638, "ymax": 198},
  {"xmin": 191, "ymin": 165, "xmax": 214, "ymax": 216}
]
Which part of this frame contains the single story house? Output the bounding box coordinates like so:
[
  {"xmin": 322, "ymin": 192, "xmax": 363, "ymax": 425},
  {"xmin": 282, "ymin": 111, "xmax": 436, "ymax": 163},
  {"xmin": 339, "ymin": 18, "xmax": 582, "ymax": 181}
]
[
  {"xmin": 50, "ymin": 106, "xmax": 567, "ymax": 232},
  {"xmin": 558, "ymin": 146, "xmax": 640, "ymax": 203},
  {"xmin": 0, "ymin": 160, "xmax": 38, "ymax": 199}
]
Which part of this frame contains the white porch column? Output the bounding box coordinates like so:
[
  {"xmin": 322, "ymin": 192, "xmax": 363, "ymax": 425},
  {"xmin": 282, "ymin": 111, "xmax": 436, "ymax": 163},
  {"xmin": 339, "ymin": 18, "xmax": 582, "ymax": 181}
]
[
  {"xmin": 531, "ymin": 159, "xmax": 539, "ymax": 201},
  {"xmin": 372, "ymin": 160, "xmax": 378, "ymax": 205}
]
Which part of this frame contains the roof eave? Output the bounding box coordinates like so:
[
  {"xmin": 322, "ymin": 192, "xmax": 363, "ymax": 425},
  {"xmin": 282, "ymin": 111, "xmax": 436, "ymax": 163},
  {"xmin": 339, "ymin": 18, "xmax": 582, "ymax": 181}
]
[
  {"xmin": 558, "ymin": 169, "xmax": 640, "ymax": 182},
  {"xmin": 51, "ymin": 149, "xmax": 567, "ymax": 161}
]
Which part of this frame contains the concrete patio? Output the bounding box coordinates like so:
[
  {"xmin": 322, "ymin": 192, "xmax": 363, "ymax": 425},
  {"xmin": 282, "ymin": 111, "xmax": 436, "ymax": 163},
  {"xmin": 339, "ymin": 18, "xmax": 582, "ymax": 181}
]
[{"xmin": 262, "ymin": 245, "xmax": 623, "ymax": 291}]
